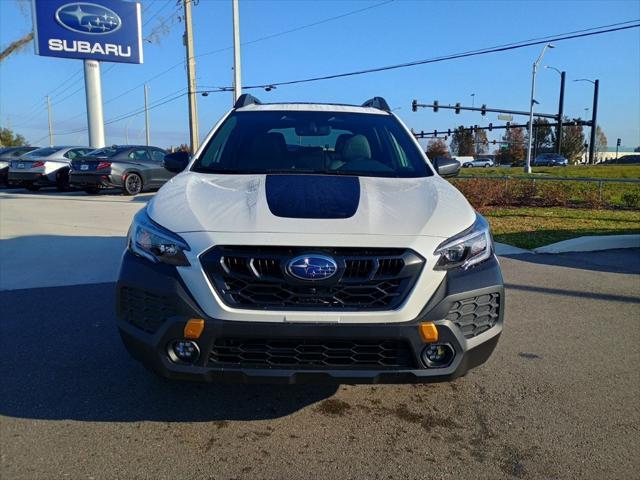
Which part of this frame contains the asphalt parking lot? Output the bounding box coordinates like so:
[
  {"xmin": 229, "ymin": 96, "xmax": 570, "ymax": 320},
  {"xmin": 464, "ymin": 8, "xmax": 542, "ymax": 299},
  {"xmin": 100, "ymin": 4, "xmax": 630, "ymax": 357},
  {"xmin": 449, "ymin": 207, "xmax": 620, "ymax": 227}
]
[{"xmin": 1, "ymin": 188, "xmax": 639, "ymax": 479}]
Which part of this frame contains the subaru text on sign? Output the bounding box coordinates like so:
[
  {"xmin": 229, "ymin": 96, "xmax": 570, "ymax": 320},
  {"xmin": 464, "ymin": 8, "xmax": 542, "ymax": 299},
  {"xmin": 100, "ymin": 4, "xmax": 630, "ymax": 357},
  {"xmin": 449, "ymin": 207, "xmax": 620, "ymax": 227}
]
[{"xmin": 32, "ymin": 0, "xmax": 143, "ymax": 64}]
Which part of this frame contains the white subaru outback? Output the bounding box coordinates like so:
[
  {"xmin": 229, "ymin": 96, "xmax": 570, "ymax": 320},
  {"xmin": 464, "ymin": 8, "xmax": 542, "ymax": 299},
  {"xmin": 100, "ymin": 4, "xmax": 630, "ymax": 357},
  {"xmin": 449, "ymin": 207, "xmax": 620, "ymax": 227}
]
[{"xmin": 116, "ymin": 95, "xmax": 504, "ymax": 383}]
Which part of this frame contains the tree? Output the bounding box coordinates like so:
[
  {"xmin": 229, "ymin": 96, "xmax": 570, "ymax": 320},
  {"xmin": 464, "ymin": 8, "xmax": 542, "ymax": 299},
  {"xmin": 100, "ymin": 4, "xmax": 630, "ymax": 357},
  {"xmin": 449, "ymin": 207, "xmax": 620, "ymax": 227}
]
[
  {"xmin": 450, "ymin": 126, "xmax": 474, "ymax": 156},
  {"xmin": 0, "ymin": 128, "xmax": 27, "ymax": 147},
  {"xmin": 560, "ymin": 120, "xmax": 586, "ymax": 164},
  {"xmin": 474, "ymin": 129, "xmax": 489, "ymax": 155},
  {"xmin": 495, "ymin": 127, "xmax": 526, "ymax": 165},
  {"xmin": 426, "ymin": 138, "xmax": 449, "ymax": 158},
  {"xmin": 594, "ymin": 126, "xmax": 608, "ymax": 162},
  {"xmin": 531, "ymin": 118, "xmax": 554, "ymax": 157}
]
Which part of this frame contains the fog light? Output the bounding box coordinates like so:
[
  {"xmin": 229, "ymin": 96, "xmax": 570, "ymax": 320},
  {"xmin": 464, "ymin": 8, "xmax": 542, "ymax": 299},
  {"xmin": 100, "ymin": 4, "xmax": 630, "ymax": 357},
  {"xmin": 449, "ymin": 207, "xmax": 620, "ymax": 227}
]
[
  {"xmin": 422, "ymin": 344, "xmax": 454, "ymax": 368},
  {"xmin": 169, "ymin": 340, "xmax": 200, "ymax": 364}
]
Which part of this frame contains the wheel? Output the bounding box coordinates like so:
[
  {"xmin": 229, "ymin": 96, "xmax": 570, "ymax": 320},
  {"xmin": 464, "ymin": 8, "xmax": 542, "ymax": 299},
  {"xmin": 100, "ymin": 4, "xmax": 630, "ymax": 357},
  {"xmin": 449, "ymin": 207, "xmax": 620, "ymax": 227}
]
[
  {"xmin": 123, "ymin": 172, "xmax": 143, "ymax": 196},
  {"xmin": 84, "ymin": 187, "xmax": 100, "ymax": 195},
  {"xmin": 56, "ymin": 171, "xmax": 70, "ymax": 192},
  {"xmin": 483, "ymin": 163, "xmax": 490, "ymax": 168},
  {"xmin": 26, "ymin": 184, "xmax": 40, "ymax": 191}
]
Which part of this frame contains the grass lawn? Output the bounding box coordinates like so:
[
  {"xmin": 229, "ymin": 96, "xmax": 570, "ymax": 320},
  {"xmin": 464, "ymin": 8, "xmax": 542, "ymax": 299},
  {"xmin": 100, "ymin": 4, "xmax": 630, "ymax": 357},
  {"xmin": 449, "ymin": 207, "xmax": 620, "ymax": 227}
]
[
  {"xmin": 482, "ymin": 207, "xmax": 640, "ymax": 250},
  {"xmin": 462, "ymin": 164, "xmax": 640, "ymax": 179}
]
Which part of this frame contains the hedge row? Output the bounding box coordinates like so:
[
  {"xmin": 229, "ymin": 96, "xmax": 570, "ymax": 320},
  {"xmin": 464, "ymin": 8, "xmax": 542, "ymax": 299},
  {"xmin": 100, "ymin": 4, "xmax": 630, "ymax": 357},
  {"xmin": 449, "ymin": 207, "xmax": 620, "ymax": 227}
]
[{"xmin": 449, "ymin": 178, "xmax": 640, "ymax": 210}]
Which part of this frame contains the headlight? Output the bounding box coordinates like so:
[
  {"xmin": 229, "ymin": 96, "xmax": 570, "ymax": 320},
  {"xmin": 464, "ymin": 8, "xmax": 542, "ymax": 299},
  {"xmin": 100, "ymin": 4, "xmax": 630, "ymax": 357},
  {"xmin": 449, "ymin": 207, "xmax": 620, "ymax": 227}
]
[
  {"xmin": 127, "ymin": 208, "xmax": 191, "ymax": 266},
  {"xmin": 0, "ymin": 161, "xmax": 8, "ymax": 169},
  {"xmin": 434, "ymin": 214, "xmax": 493, "ymax": 270}
]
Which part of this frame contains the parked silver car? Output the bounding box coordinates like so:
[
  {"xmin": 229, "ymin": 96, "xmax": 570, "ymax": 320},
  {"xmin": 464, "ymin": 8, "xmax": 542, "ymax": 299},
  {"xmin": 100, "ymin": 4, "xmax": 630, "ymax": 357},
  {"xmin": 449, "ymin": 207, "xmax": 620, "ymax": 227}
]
[
  {"xmin": 0, "ymin": 146, "xmax": 39, "ymax": 186},
  {"xmin": 462, "ymin": 158, "xmax": 494, "ymax": 168},
  {"xmin": 8, "ymin": 146, "xmax": 92, "ymax": 191},
  {"xmin": 69, "ymin": 145, "xmax": 173, "ymax": 195}
]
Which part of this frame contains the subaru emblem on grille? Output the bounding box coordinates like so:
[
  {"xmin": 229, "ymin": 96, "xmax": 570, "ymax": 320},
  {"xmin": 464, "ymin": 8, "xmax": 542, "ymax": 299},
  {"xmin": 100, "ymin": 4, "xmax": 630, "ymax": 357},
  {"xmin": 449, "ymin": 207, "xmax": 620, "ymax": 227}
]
[{"xmin": 286, "ymin": 255, "xmax": 338, "ymax": 281}]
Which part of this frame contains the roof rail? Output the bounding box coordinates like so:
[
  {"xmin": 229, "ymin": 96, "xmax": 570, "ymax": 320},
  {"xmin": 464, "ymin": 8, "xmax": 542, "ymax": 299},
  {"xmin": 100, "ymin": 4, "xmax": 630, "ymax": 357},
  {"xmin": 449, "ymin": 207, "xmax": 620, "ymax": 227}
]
[
  {"xmin": 361, "ymin": 97, "xmax": 391, "ymax": 112},
  {"xmin": 234, "ymin": 93, "xmax": 262, "ymax": 109}
]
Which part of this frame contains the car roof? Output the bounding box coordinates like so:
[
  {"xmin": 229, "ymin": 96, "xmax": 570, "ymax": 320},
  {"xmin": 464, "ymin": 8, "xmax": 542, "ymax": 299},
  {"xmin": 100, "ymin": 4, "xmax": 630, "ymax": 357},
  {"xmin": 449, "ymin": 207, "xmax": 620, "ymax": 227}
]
[{"xmin": 235, "ymin": 103, "xmax": 389, "ymax": 115}]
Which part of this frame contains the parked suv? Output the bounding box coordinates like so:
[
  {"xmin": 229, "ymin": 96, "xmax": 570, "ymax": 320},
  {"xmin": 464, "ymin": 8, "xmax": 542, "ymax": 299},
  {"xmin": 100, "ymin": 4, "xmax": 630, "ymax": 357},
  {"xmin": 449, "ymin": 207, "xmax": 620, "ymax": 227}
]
[
  {"xmin": 8, "ymin": 146, "xmax": 92, "ymax": 191},
  {"xmin": 69, "ymin": 145, "xmax": 172, "ymax": 195},
  {"xmin": 0, "ymin": 146, "xmax": 38, "ymax": 186},
  {"xmin": 117, "ymin": 95, "xmax": 504, "ymax": 384},
  {"xmin": 462, "ymin": 158, "xmax": 494, "ymax": 168}
]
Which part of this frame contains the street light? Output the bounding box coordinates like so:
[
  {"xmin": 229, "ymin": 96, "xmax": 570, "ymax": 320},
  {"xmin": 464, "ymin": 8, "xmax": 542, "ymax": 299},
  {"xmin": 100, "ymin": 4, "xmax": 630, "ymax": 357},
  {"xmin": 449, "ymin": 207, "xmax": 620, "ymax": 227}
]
[
  {"xmin": 574, "ymin": 78, "xmax": 600, "ymax": 164},
  {"xmin": 545, "ymin": 65, "xmax": 566, "ymax": 154},
  {"xmin": 525, "ymin": 43, "xmax": 555, "ymax": 173}
]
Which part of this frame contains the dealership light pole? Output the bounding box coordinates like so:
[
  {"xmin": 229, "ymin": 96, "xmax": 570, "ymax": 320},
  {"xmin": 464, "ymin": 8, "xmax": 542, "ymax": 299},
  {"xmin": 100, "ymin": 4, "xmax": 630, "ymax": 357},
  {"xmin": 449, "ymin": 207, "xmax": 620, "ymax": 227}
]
[
  {"xmin": 46, "ymin": 95, "xmax": 54, "ymax": 147},
  {"xmin": 232, "ymin": 0, "xmax": 242, "ymax": 103},
  {"xmin": 183, "ymin": 0, "xmax": 199, "ymax": 152},
  {"xmin": 83, "ymin": 60, "xmax": 106, "ymax": 148},
  {"xmin": 525, "ymin": 43, "xmax": 555, "ymax": 173}
]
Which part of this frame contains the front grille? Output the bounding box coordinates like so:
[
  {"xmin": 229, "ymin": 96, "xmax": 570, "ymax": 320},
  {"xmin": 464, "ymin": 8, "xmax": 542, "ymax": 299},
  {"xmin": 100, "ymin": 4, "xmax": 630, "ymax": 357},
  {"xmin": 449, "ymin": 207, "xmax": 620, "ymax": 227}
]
[
  {"xmin": 209, "ymin": 338, "xmax": 416, "ymax": 369},
  {"xmin": 446, "ymin": 293, "xmax": 500, "ymax": 338},
  {"xmin": 118, "ymin": 287, "xmax": 177, "ymax": 333},
  {"xmin": 200, "ymin": 246, "xmax": 424, "ymax": 311}
]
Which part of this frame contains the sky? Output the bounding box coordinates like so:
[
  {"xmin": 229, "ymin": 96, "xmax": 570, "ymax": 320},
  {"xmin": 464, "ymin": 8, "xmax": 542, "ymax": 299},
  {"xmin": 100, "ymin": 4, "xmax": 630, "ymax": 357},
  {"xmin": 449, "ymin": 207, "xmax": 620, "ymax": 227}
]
[{"xmin": 1, "ymin": 0, "xmax": 639, "ymax": 151}]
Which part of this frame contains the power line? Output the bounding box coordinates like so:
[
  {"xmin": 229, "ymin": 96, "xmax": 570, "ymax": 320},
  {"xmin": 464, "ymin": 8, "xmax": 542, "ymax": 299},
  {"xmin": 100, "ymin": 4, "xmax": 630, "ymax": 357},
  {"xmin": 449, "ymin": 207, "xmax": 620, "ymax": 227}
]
[{"xmin": 239, "ymin": 20, "xmax": 640, "ymax": 90}]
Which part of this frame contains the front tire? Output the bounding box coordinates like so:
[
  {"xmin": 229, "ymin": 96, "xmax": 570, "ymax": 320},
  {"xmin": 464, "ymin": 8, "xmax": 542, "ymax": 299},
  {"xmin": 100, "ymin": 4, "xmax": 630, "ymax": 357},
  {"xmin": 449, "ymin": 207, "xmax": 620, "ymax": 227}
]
[
  {"xmin": 123, "ymin": 173, "xmax": 143, "ymax": 196},
  {"xmin": 56, "ymin": 171, "xmax": 70, "ymax": 192}
]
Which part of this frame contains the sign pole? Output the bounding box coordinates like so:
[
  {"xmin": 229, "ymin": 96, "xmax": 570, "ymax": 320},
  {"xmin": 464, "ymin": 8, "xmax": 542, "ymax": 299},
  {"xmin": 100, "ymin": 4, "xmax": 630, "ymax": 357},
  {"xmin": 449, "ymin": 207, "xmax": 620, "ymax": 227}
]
[
  {"xmin": 232, "ymin": 0, "xmax": 242, "ymax": 103},
  {"xmin": 83, "ymin": 59, "xmax": 105, "ymax": 148},
  {"xmin": 183, "ymin": 0, "xmax": 199, "ymax": 153}
]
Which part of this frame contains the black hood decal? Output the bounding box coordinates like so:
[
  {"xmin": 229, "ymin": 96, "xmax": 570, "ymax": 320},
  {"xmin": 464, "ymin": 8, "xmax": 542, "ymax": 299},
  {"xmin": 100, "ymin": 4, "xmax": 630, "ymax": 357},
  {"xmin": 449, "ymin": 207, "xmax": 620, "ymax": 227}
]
[{"xmin": 265, "ymin": 174, "xmax": 360, "ymax": 219}]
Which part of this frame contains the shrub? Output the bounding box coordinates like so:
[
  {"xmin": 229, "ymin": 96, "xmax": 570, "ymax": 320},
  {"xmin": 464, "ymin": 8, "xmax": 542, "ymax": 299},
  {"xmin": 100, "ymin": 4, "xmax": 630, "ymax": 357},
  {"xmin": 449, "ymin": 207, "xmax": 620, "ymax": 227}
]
[{"xmin": 621, "ymin": 190, "xmax": 640, "ymax": 209}]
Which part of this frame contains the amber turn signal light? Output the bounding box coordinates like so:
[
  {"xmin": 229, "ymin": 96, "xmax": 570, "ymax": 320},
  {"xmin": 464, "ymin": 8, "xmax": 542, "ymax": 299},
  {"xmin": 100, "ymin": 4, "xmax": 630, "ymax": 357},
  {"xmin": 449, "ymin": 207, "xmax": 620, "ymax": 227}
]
[
  {"xmin": 184, "ymin": 319, "xmax": 205, "ymax": 339},
  {"xmin": 418, "ymin": 322, "xmax": 438, "ymax": 343}
]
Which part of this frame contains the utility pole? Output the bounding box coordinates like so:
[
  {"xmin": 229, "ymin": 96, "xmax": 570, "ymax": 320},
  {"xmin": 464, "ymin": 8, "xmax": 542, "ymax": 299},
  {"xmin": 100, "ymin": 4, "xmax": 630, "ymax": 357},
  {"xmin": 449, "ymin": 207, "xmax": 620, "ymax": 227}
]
[
  {"xmin": 589, "ymin": 79, "xmax": 599, "ymax": 164},
  {"xmin": 144, "ymin": 84, "xmax": 150, "ymax": 146},
  {"xmin": 46, "ymin": 95, "xmax": 54, "ymax": 147},
  {"xmin": 83, "ymin": 60, "xmax": 106, "ymax": 148},
  {"xmin": 232, "ymin": 0, "xmax": 242, "ymax": 104},
  {"xmin": 183, "ymin": 0, "xmax": 199, "ymax": 153},
  {"xmin": 556, "ymin": 71, "xmax": 565, "ymax": 154},
  {"xmin": 525, "ymin": 43, "xmax": 555, "ymax": 173}
]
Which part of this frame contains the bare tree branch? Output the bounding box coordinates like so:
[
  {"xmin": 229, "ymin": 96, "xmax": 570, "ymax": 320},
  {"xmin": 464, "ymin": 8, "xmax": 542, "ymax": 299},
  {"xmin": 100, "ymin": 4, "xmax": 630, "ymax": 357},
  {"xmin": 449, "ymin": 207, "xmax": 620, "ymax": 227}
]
[{"xmin": 0, "ymin": 31, "xmax": 34, "ymax": 62}]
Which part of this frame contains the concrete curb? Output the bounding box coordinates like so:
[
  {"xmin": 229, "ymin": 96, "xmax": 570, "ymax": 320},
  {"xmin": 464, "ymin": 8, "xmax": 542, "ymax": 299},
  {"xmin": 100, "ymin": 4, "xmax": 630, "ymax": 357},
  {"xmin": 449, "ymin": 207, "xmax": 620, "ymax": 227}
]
[
  {"xmin": 533, "ymin": 234, "xmax": 640, "ymax": 254},
  {"xmin": 495, "ymin": 243, "xmax": 531, "ymax": 255}
]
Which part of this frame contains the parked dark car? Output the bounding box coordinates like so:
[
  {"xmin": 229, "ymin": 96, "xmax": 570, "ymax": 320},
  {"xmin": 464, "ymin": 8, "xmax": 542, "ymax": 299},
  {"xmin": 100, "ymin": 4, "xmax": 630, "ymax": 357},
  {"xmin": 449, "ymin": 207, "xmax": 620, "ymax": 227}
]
[
  {"xmin": 605, "ymin": 155, "xmax": 640, "ymax": 165},
  {"xmin": 69, "ymin": 145, "xmax": 173, "ymax": 195},
  {"xmin": 533, "ymin": 153, "xmax": 568, "ymax": 166},
  {"xmin": 0, "ymin": 146, "xmax": 38, "ymax": 186}
]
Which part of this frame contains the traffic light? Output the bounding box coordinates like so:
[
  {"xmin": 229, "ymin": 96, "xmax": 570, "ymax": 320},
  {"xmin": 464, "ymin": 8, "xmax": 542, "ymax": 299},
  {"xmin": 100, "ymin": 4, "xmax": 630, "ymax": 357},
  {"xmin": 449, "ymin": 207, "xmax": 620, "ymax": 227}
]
[
  {"xmin": 506, "ymin": 122, "xmax": 511, "ymax": 131},
  {"xmin": 488, "ymin": 123, "xmax": 493, "ymax": 131},
  {"xmin": 447, "ymin": 129, "xmax": 451, "ymax": 136},
  {"xmin": 433, "ymin": 130, "xmax": 437, "ymax": 137},
  {"xmin": 433, "ymin": 100, "xmax": 439, "ymax": 112},
  {"xmin": 617, "ymin": 138, "xmax": 621, "ymax": 147},
  {"xmin": 411, "ymin": 99, "xmax": 418, "ymax": 112},
  {"xmin": 480, "ymin": 104, "xmax": 487, "ymax": 116},
  {"xmin": 454, "ymin": 103, "xmax": 461, "ymax": 114}
]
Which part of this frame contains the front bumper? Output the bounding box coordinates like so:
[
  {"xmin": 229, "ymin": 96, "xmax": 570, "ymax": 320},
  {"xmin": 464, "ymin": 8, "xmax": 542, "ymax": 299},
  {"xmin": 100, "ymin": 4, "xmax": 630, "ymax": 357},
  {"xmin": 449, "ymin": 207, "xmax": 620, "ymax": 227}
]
[
  {"xmin": 69, "ymin": 172, "xmax": 121, "ymax": 189},
  {"xmin": 116, "ymin": 251, "xmax": 504, "ymax": 384}
]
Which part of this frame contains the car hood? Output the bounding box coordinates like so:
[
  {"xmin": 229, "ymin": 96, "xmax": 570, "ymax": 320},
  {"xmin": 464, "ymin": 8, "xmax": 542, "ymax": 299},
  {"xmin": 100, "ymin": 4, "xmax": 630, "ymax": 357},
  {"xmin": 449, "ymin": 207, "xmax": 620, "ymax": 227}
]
[{"xmin": 147, "ymin": 172, "xmax": 475, "ymax": 238}]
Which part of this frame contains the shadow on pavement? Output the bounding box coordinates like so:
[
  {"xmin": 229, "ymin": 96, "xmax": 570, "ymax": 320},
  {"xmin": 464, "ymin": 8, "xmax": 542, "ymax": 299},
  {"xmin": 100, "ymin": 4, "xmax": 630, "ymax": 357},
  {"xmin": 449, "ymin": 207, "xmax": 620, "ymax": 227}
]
[
  {"xmin": 0, "ymin": 283, "xmax": 338, "ymax": 422},
  {"xmin": 0, "ymin": 188, "xmax": 155, "ymax": 203},
  {"xmin": 505, "ymin": 283, "xmax": 640, "ymax": 304},
  {"xmin": 502, "ymin": 248, "xmax": 640, "ymax": 275}
]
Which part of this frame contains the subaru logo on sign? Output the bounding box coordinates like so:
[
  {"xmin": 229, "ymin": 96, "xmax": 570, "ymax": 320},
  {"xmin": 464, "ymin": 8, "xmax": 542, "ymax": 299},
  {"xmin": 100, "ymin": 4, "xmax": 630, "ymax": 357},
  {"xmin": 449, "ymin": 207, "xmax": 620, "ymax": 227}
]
[
  {"xmin": 55, "ymin": 2, "xmax": 122, "ymax": 35},
  {"xmin": 287, "ymin": 255, "xmax": 338, "ymax": 281}
]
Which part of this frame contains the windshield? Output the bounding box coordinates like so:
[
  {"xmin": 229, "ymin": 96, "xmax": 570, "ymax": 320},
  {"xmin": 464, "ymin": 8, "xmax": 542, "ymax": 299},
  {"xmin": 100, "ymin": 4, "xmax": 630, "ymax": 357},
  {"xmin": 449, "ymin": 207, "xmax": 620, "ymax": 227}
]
[
  {"xmin": 192, "ymin": 111, "xmax": 432, "ymax": 178},
  {"xmin": 85, "ymin": 147, "xmax": 128, "ymax": 158},
  {"xmin": 23, "ymin": 147, "xmax": 60, "ymax": 158}
]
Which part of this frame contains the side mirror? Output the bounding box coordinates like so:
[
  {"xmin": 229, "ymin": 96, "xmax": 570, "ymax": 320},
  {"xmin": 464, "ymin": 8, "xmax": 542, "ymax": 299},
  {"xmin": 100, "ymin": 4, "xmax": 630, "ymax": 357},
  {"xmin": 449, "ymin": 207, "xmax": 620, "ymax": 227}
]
[
  {"xmin": 163, "ymin": 151, "xmax": 190, "ymax": 173},
  {"xmin": 433, "ymin": 157, "xmax": 461, "ymax": 178}
]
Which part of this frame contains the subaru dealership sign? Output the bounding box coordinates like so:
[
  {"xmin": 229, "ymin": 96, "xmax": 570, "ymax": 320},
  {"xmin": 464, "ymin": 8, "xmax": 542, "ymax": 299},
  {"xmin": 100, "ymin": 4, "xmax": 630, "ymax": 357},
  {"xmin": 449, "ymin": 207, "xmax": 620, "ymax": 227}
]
[{"xmin": 32, "ymin": 0, "xmax": 143, "ymax": 64}]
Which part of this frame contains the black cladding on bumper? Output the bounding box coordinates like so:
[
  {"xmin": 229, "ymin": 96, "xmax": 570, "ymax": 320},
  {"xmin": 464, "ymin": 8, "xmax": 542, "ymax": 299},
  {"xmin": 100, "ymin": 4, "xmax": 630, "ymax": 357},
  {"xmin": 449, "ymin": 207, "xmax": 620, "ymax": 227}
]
[{"xmin": 116, "ymin": 251, "xmax": 504, "ymax": 384}]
